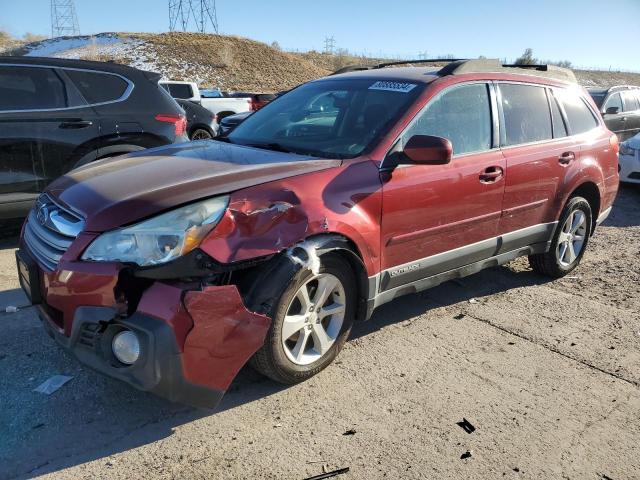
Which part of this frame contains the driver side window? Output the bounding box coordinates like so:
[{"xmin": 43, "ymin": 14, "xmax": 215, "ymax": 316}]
[
  {"xmin": 404, "ymin": 83, "xmax": 492, "ymax": 156},
  {"xmin": 603, "ymin": 93, "xmax": 623, "ymax": 113}
]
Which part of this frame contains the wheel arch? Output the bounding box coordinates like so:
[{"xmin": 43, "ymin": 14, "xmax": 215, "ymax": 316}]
[
  {"xmin": 188, "ymin": 124, "xmax": 215, "ymax": 139},
  {"xmin": 567, "ymin": 181, "xmax": 601, "ymax": 233},
  {"xmin": 72, "ymin": 144, "xmax": 146, "ymax": 169},
  {"xmin": 236, "ymin": 233, "xmax": 372, "ymax": 323},
  {"xmin": 216, "ymin": 111, "xmax": 236, "ymax": 121}
]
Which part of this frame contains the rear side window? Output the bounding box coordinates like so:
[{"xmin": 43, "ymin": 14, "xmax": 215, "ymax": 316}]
[
  {"xmin": 66, "ymin": 70, "xmax": 128, "ymax": 104},
  {"xmin": 0, "ymin": 66, "xmax": 67, "ymax": 111},
  {"xmin": 556, "ymin": 89, "xmax": 599, "ymax": 135},
  {"xmin": 549, "ymin": 93, "xmax": 567, "ymax": 138},
  {"xmin": 166, "ymin": 83, "xmax": 194, "ymax": 99},
  {"xmin": 622, "ymin": 90, "xmax": 640, "ymax": 112},
  {"xmin": 603, "ymin": 93, "xmax": 623, "ymax": 113},
  {"xmin": 405, "ymin": 83, "xmax": 492, "ymax": 155},
  {"xmin": 499, "ymin": 83, "xmax": 552, "ymax": 146}
]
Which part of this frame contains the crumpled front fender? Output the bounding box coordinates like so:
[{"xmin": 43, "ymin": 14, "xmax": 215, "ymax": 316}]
[{"xmin": 182, "ymin": 285, "xmax": 271, "ymax": 392}]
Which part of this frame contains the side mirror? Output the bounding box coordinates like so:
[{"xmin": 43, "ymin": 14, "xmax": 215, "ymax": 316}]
[
  {"xmin": 605, "ymin": 106, "xmax": 620, "ymax": 115},
  {"xmin": 403, "ymin": 135, "xmax": 452, "ymax": 165}
]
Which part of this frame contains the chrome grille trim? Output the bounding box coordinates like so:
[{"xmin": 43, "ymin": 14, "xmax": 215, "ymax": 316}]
[{"xmin": 23, "ymin": 194, "xmax": 84, "ymax": 271}]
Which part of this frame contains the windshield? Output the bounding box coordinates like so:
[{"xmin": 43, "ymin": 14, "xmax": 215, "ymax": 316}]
[{"xmin": 228, "ymin": 78, "xmax": 425, "ymax": 159}]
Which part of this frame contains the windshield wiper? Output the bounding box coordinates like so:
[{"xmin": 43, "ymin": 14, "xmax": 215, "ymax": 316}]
[{"xmin": 246, "ymin": 142, "xmax": 294, "ymax": 153}]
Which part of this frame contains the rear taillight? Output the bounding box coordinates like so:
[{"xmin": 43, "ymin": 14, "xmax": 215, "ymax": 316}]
[
  {"xmin": 610, "ymin": 134, "xmax": 619, "ymax": 155},
  {"xmin": 249, "ymin": 98, "xmax": 258, "ymax": 112},
  {"xmin": 155, "ymin": 113, "xmax": 187, "ymax": 137}
]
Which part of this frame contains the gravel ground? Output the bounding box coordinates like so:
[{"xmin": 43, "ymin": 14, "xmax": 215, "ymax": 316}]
[{"xmin": 0, "ymin": 185, "xmax": 638, "ymax": 480}]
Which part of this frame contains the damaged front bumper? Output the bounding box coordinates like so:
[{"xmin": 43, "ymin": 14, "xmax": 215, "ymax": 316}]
[{"xmin": 17, "ymin": 247, "xmax": 271, "ymax": 409}]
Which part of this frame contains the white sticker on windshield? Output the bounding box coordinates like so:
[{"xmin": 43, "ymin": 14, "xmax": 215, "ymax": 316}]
[{"xmin": 369, "ymin": 81, "xmax": 417, "ymax": 93}]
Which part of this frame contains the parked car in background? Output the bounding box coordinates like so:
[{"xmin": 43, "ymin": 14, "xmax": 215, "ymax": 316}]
[
  {"xmin": 0, "ymin": 56, "xmax": 187, "ymax": 220},
  {"xmin": 619, "ymin": 132, "xmax": 640, "ymax": 183},
  {"xmin": 229, "ymin": 92, "xmax": 277, "ymax": 111},
  {"xmin": 588, "ymin": 85, "xmax": 640, "ymax": 141},
  {"xmin": 217, "ymin": 111, "xmax": 251, "ymax": 137},
  {"xmin": 16, "ymin": 59, "xmax": 618, "ymax": 409},
  {"xmin": 159, "ymin": 80, "xmax": 251, "ymax": 121},
  {"xmin": 176, "ymin": 99, "xmax": 218, "ymax": 140}
]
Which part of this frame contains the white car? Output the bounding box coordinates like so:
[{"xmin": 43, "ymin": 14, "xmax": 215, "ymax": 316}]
[
  {"xmin": 619, "ymin": 133, "xmax": 640, "ymax": 183},
  {"xmin": 159, "ymin": 81, "xmax": 251, "ymax": 121}
]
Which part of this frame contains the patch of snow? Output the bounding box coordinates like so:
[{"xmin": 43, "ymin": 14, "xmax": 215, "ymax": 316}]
[{"xmin": 25, "ymin": 33, "xmax": 122, "ymax": 57}]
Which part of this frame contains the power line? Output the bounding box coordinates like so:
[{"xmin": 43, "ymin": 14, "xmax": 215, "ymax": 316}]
[
  {"xmin": 169, "ymin": 0, "xmax": 219, "ymax": 33},
  {"xmin": 50, "ymin": 0, "xmax": 80, "ymax": 38}
]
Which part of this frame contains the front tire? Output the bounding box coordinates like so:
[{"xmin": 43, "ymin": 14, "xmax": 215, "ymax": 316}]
[
  {"xmin": 250, "ymin": 253, "xmax": 356, "ymax": 384},
  {"xmin": 528, "ymin": 196, "xmax": 592, "ymax": 277}
]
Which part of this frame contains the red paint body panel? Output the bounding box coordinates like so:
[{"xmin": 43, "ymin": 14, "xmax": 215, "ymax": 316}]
[
  {"xmin": 379, "ymin": 150, "xmax": 506, "ymax": 269},
  {"xmin": 201, "ymin": 159, "xmax": 383, "ymax": 276},
  {"xmin": 182, "ymin": 286, "xmax": 270, "ymax": 391},
  {"xmin": 136, "ymin": 282, "xmax": 194, "ymax": 351},
  {"xmin": 47, "ymin": 141, "xmax": 340, "ymax": 232}
]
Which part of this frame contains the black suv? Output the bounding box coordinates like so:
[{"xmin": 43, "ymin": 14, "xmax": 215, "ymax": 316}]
[
  {"xmin": 589, "ymin": 85, "xmax": 640, "ymax": 141},
  {"xmin": 0, "ymin": 56, "xmax": 187, "ymax": 219}
]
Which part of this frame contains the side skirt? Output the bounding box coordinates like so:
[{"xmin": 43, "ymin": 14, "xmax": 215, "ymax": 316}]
[{"xmin": 364, "ymin": 222, "xmax": 557, "ymax": 318}]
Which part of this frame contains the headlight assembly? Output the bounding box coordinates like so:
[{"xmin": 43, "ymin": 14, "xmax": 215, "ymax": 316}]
[{"xmin": 82, "ymin": 196, "xmax": 229, "ymax": 266}]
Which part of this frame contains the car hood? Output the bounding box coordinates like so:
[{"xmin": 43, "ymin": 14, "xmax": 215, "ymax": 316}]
[
  {"xmin": 47, "ymin": 141, "xmax": 341, "ymax": 232},
  {"xmin": 622, "ymin": 133, "xmax": 640, "ymax": 150}
]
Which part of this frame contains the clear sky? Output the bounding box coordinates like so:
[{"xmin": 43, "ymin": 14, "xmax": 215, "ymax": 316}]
[{"xmin": 1, "ymin": 0, "xmax": 639, "ymax": 70}]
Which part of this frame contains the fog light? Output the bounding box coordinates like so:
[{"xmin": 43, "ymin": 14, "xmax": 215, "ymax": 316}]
[{"xmin": 112, "ymin": 330, "xmax": 140, "ymax": 365}]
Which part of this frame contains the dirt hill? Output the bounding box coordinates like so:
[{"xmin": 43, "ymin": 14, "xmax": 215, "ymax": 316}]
[{"xmin": 2, "ymin": 32, "xmax": 639, "ymax": 92}]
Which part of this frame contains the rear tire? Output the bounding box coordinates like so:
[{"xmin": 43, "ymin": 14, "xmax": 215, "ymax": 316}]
[
  {"xmin": 528, "ymin": 196, "xmax": 592, "ymax": 278},
  {"xmin": 190, "ymin": 128, "xmax": 213, "ymax": 140},
  {"xmin": 250, "ymin": 253, "xmax": 356, "ymax": 384}
]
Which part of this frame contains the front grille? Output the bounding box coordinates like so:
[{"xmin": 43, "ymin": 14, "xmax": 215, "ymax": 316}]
[
  {"xmin": 77, "ymin": 323, "xmax": 101, "ymax": 348},
  {"xmin": 23, "ymin": 194, "xmax": 84, "ymax": 271}
]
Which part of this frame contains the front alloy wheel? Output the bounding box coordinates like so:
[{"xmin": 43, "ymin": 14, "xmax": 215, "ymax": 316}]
[
  {"xmin": 281, "ymin": 273, "xmax": 346, "ymax": 366},
  {"xmin": 251, "ymin": 253, "xmax": 356, "ymax": 384}
]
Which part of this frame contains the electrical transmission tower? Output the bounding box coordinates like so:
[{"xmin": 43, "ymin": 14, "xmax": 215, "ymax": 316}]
[
  {"xmin": 169, "ymin": 0, "xmax": 219, "ymax": 33},
  {"xmin": 324, "ymin": 36, "xmax": 335, "ymax": 54},
  {"xmin": 51, "ymin": 0, "xmax": 80, "ymax": 38}
]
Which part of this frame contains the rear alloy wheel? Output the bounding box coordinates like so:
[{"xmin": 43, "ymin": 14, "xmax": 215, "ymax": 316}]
[
  {"xmin": 251, "ymin": 253, "xmax": 356, "ymax": 384},
  {"xmin": 190, "ymin": 128, "xmax": 213, "ymax": 140},
  {"xmin": 528, "ymin": 196, "xmax": 592, "ymax": 277}
]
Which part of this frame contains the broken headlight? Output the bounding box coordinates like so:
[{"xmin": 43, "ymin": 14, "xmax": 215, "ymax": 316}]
[{"xmin": 82, "ymin": 196, "xmax": 229, "ymax": 266}]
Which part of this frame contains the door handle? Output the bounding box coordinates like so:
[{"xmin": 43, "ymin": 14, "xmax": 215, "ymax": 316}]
[
  {"xmin": 621, "ymin": 116, "xmax": 628, "ymax": 122},
  {"xmin": 558, "ymin": 151, "xmax": 575, "ymax": 165},
  {"xmin": 479, "ymin": 166, "xmax": 504, "ymax": 183},
  {"xmin": 59, "ymin": 120, "xmax": 93, "ymax": 129}
]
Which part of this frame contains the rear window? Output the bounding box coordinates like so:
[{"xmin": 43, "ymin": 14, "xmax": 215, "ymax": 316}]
[
  {"xmin": 256, "ymin": 94, "xmax": 276, "ymax": 102},
  {"xmin": 0, "ymin": 66, "xmax": 67, "ymax": 111},
  {"xmin": 499, "ymin": 83, "xmax": 552, "ymax": 146},
  {"xmin": 556, "ymin": 88, "xmax": 599, "ymax": 135},
  {"xmin": 166, "ymin": 83, "xmax": 194, "ymax": 99},
  {"xmin": 66, "ymin": 70, "xmax": 128, "ymax": 104},
  {"xmin": 549, "ymin": 93, "xmax": 568, "ymax": 138}
]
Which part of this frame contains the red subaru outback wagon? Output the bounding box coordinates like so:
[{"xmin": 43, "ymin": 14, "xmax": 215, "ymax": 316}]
[{"xmin": 16, "ymin": 59, "xmax": 619, "ymax": 408}]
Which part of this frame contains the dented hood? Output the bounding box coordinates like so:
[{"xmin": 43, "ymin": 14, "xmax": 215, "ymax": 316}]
[{"xmin": 47, "ymin": 141, "xmax": 341, "ymax": 232}]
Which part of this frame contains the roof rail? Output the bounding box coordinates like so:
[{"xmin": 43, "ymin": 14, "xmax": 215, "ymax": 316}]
[
  {"xmin": 375, "ymin": 58, "xmax": 468, "ymax": 68},
  {"xmin": 330, "ymin": 65, "xmax": 374, "ymax": 75},
  {"xmin": 437, "ymin": 59, "xmax": 576, "ymax": 83},
  {"xmin": 330, "ymin": 59, "xmax": 466, "ymax": 75},
  {"xmin": 332, "ymin": 58, "xmax": 577, "ymax": 84}
]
